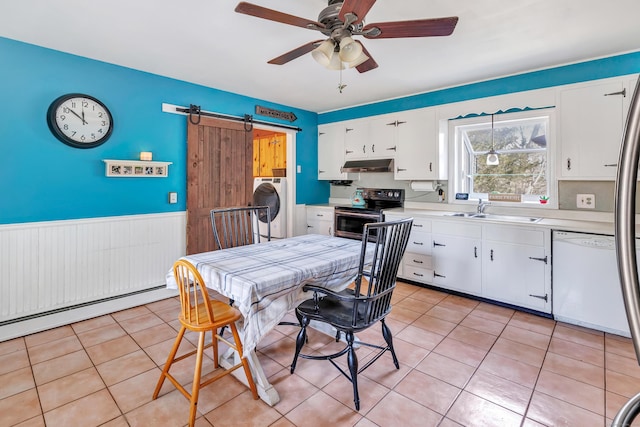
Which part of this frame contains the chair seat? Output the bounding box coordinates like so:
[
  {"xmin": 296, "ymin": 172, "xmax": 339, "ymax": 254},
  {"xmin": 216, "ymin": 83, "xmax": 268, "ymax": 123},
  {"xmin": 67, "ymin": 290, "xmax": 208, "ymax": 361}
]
[
  {"xmin": 296, "ymin": 295, "xmax": 389, "ymax": 333},
  {"xmin": 180, "ymin": 300, "xmax": 242, "ymax": 332}
]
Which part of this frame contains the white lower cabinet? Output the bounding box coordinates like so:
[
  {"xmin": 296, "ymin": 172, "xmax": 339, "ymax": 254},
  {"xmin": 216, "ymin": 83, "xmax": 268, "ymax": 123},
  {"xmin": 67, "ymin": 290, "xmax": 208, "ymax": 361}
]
[
  {"xmin": 431, "ymin": 221, "xmax": 482, "ymax": 297},
  {"xmin": 482, "ymin": 224, "xmax": 551, "ymax": 313},
  {"xmin": 387, "ymin": 213, "xmax": 551, "ymax": 313},
  {"xmin": 306, "ymin": 206, "xmax": 334, "ymax": 236}
]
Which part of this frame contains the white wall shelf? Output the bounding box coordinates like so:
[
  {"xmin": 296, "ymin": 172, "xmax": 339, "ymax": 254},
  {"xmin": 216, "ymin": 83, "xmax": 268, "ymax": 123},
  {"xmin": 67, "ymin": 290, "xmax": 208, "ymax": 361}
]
[{"xmin": 103, "ymin": 159, "xmax": 172, "ymax": 177}]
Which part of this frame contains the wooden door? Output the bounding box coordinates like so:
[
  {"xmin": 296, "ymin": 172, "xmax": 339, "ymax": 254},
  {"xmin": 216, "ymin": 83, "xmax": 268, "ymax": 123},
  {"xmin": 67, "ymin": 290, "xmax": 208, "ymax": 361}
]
[{"xmin": 186, "ymin": 116, "xmax": 253, "ymax": 254}]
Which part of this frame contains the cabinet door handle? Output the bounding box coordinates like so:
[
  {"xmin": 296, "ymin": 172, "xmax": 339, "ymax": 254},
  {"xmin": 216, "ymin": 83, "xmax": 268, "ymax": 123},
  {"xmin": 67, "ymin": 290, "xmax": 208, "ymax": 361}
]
[
  {"xmin": 319, "ymin": 170, "xmax": 326, "ymax": 174},
  {"xmin": 413, "ymin": 224, "xmax": 423, "ymax": 228},
  {"xmin": 319, "ymin": 132, "xmax": 325, "ymax": 136},
  {"xmin": 490, "ymin": 249, "xmax": 494, "ymax": 261},
  {"xmin": 529, "ymin": 256, "xmax": 548, "ymax": 264},
  {"xmin": 345, "ymin": 128, "xmax": 354, "ymax": 133},
  {"xmin": 412, "ymin": 259, "xmax": 424, "ymax": 264},
  {"xmin": 429, "ymin": 162, "xmax": 433, "ymax": 172},
  {"xmin": 474, "ymin": 246, "xmax": 478, "ymax": 258},
  {"xmin": 372, "ymin": 144, "xmax": 375, "ymax": 153},
  {"xmin": 434, "ymin": 272, "xmax": 446, "ymax": 278},
  {"xmin": 387, "ymin": 146, "xmax": 397, "ymax": 151},
  {"xmin": 316, "ymin": 213, "xmax": 324, "ymax": 217},
  {"xmin": 412, "ymin": 272, "xmax": 424, "ymax": 277},
  {"xmin": 362, "ymin": 145, "xmax": 366, "ymax": 153},
  {"xmin": 413, "ymin": 241, "xmax": 425, "ymax": 246},
  {"xmin": 397, "ymin": 167, "xmax": 407, "ymax": 172},
  {"xmin": 345, "ymin": 150, "xmax": 353, "ymax": 154},
  {"xmin": 604, "ymin": 163, "xmax": 618, "ymax": 167},
  {"xmin": 567, "ymin": 158, "xmax": 571, "ymax": 171},
  {"xmin": 529, "ymin": 293, "xmax": 548, "ymax": 302},
  {"xmin": 386, "ymin": 120, "xmax": 407, "ymax": 127},
  {"xmin": 604, "ymin": 88, "xmax": 626, "ymax": 97},
  {"xmin": 433, "ymin": 242, "xmax": 445, "ymax": 247}
]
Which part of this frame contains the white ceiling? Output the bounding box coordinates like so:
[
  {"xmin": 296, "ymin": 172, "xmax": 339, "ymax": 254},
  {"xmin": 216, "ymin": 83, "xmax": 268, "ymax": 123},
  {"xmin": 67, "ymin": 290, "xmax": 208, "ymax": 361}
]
[{"xmin": 2, "ymin": 0, "xmax": 640, "ymax": 113}]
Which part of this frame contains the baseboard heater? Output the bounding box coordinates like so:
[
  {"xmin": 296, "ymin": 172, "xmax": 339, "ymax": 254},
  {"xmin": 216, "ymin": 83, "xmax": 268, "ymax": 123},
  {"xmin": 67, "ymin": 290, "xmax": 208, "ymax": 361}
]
[{"xmin": 0, "ymin": 285, "xmax": 167, "ymax": 327}]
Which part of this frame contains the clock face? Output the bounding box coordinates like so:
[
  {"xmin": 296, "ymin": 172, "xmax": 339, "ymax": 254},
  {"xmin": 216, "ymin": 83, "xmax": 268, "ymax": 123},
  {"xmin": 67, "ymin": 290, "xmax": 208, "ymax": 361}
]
[{"xmin": 47, "ymin": 94, "xmax": 113, "ymax": 148}]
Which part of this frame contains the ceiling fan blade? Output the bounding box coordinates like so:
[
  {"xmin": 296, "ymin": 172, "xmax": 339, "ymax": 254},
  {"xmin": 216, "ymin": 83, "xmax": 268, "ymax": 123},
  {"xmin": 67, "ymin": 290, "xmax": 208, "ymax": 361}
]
[
  {"xmin": 355, "ymin": 42, "xmax": 378, "ymax": 73},
  {"xmin": 268, "ymin": 40, "xmax": 324, "ymax": 65},
  {"xmin": 339, "ymin": 0, "xmax": 376, "ymax": 25},
  {"xmin": 363, "ymin": 16, "xmax": 458, "ymax": 39},
  {"xmin": 235, "ymin": 2, "xmax": 325, "ymax": 30}
]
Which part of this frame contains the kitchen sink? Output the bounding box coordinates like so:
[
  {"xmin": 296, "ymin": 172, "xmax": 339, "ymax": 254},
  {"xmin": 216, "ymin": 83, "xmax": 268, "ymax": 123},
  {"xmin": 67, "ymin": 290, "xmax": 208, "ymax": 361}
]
[
  {"xmin": 444, "ymin": 212, "xmax": 542, "ymax": 223},
  {"xmin": 445, "ymin": 212, "xmax": 476, "ymax": 217}
]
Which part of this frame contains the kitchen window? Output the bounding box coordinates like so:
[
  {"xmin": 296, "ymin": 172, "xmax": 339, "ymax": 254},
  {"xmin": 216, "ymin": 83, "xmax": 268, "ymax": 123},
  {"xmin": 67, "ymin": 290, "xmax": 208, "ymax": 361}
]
[{"xmin": 449, "ymin": 109, "xmax": 556, "ymax": 206}]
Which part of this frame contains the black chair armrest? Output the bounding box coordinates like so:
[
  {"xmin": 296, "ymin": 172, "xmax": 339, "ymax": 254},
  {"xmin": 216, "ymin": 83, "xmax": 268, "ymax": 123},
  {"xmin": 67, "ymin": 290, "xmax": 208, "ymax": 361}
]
[{"xmin": 301, "ymin": 284, "xmax": 356, "ymax": 301}]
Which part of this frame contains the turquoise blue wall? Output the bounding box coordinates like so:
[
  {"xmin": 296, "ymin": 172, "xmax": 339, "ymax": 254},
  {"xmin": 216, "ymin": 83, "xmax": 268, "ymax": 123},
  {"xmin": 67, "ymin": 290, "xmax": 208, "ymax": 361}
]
[
  {"xmin": 319, "ymin": 51, "xmax": 640, "ymax": 123},
  {"xmin": 3, "ymin": 35, "xmax": 639, "ymax": 226},
  {"xmin": 0, "ymin": 37, "xmax": 324, "ymax": 225}
]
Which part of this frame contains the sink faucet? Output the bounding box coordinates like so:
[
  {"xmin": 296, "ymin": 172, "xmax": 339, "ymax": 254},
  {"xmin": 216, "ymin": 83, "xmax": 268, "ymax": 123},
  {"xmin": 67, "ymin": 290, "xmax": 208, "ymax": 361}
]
[{"xmin": 477, "ymin": 199, "xmax": 491, "ymax": 214}]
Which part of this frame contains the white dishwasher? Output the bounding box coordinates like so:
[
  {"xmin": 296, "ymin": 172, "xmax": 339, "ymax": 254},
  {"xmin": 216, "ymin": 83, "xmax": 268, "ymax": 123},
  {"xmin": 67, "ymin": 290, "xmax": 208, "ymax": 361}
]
[{"xmin": 552, "ymin": 230, "xmax": 633, "ymax": 337}]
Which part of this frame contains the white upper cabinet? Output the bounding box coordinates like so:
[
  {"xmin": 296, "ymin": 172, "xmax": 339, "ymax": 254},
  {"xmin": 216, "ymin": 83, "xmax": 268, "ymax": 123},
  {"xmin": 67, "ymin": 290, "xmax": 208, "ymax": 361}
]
[
  {"xmin": 342, "ymin": 119, "xmax": 372, "ymax": 160},
  {"xmin": 389, "ymin": 108, "xmax": 445, "ymax": 180},
  {"xmin": 317, "ymin": 123, "xmax": 347, "ymax": 180},
  {"xmin": 559, "ymin": 76, "xmax": 637, "ymax": 179}
]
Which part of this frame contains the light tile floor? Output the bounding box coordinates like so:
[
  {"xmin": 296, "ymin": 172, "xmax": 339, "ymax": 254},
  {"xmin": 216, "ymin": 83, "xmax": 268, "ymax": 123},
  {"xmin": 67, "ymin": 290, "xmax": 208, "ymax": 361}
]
[{"xmin": 2, "ymin": 281, "xmax": 640, "ymax": 426}]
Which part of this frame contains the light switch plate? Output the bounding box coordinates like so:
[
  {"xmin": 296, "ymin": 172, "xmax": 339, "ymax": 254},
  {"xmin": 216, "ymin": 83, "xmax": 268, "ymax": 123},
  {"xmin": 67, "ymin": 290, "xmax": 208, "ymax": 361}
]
[
  {"xmin": 169, "ymin": 192, "xmax": 178, "ymax": 204},
  {"xmin": 577, "ymin": 193, "xmax": 595, "ymax": 209}
]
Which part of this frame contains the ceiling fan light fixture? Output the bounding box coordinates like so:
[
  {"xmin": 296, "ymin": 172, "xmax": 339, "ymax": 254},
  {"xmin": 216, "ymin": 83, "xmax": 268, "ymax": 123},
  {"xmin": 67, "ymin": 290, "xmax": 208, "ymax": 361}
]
[
  {"xmin": 338, "ymin": 36, "xmax": 362, "ymax": 62},
  {"xmin": 311, "ymin": 39, "xmax": 335, "ymax": 67},
  {"xmin": 346, "ymin": 51, "xmax": 369, "ymax": 68},
  {"xmin": 327, "ymin": 50, "xmax": 345, "ymax": 70}
]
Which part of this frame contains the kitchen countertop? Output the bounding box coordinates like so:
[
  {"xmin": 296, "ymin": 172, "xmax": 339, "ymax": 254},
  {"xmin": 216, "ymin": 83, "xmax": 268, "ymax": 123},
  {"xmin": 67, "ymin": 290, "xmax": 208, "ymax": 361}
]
[{"xmin": 313, "ymin": 199, "xmax": 640, "ymax": 236}]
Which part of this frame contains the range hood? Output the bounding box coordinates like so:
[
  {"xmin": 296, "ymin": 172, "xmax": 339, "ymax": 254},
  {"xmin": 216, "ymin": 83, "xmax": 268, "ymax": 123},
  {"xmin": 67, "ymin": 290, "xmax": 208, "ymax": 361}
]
[{"xmin": 341, "ymin": 158, "xmax": 394, "ymax": 173}]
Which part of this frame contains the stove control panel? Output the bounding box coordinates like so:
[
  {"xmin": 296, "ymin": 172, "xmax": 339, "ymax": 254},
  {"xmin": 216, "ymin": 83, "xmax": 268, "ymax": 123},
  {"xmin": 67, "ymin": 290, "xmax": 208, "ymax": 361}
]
[{"xmin": 362, "ymin": 188, "xmax": 405, "ymax": 202}]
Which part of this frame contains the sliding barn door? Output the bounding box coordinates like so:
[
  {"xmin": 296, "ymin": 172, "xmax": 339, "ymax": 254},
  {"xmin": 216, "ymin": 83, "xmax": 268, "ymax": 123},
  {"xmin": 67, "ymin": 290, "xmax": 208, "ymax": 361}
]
[{"xmin": 186, "ymin": 116, "xmax": 253, "ymax": 254}]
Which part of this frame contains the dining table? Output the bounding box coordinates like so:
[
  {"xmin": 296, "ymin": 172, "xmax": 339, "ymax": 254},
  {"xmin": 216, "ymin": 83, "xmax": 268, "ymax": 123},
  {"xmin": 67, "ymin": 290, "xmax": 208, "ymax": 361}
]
[{"xmin": 165, "ymin": 233, "xmax": 371, "ymax": 406}]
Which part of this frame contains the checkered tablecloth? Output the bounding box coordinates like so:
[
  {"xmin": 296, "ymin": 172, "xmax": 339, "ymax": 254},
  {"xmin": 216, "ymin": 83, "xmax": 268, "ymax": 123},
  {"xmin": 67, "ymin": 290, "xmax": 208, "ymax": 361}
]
[{"xmin": 166, "ymin": 234, "xmax": 367, "ymax": 356}]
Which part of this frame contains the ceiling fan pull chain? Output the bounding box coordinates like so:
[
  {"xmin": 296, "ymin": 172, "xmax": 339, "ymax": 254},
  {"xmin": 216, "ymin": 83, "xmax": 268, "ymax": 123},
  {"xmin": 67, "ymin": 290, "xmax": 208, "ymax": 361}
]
[
  {"xmin": 243, "ymin": 114, "xmax": 254, "ymax": 132},
  {"xmin": 188, "ymin": 104, "xmax": 201, "ymax": 125}
]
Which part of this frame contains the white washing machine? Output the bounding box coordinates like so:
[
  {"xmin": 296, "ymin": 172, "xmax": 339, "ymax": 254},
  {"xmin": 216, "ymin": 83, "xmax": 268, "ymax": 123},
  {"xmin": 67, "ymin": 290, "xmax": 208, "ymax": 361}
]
[{"xmin": 253, "ymin": 177, "xmax": 287, "ymax": 239}]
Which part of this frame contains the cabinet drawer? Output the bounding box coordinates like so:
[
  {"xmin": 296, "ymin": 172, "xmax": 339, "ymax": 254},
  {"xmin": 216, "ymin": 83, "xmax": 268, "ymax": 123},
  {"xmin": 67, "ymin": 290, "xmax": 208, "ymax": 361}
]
[
  {"xmin": 410, "ymin": 217, "xmax": 431, "ymax": 232},
  {"xmin": 306, "ymin": 207, "xmax": 333, "ymax": 220},
  {"xmin": 404, "ymin": 253, "xmax": 432, "ymax": 269},
  {"xmin": 403, "ymin": 265, "xmax": 433, "ymax": 283},
  {"xmin": 407, "ymin": 232, "xmax": 431, "ymax": 255}
]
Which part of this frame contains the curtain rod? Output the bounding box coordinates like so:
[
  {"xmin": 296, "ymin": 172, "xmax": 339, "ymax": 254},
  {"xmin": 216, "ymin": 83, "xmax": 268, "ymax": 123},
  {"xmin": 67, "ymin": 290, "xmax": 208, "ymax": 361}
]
[{"xmin": 161, "ymin": 103, "xmax": 302, "ymax": 132}]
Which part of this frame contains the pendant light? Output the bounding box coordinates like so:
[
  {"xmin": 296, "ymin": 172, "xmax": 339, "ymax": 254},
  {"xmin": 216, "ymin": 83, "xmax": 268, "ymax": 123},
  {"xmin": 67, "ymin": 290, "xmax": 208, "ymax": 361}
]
[{"xmin": 487, "ymin": 114, "xmax": 499, "ymax": 166}]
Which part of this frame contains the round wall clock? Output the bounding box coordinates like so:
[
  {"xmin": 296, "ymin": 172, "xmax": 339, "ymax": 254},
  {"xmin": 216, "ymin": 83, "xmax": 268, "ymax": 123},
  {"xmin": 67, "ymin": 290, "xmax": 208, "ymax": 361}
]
[{"xmin": 47, "ymin": 93, "xmax": 114, "ymax": 148}]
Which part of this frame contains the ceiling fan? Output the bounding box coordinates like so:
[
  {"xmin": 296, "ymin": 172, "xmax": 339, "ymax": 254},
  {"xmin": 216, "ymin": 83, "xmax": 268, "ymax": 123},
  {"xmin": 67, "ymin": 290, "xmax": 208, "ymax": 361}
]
[{"xmin": 234, "ymin": 0, "xmax": 458, "ymax": 73}]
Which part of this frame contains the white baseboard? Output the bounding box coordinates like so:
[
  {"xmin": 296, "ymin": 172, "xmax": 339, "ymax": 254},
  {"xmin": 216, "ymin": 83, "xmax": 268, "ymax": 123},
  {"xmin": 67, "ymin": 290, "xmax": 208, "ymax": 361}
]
[{"xmin": 0, "ymin": 287, "xmax": 179, "ymax": 343}]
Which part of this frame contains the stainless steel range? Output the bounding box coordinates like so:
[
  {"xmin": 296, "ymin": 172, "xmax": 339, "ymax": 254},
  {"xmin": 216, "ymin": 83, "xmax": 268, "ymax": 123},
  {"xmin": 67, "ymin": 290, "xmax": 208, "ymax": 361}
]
[{"xmin": 334, "ymin": 188, "xmax": 405, "ymax": 240}]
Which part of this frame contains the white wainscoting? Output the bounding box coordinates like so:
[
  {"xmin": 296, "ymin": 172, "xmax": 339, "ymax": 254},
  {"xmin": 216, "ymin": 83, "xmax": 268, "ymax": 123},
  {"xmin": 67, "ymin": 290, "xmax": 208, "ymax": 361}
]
[{"xmin": 0, "ymin": 212, "xmax": 186, "ymax": 341}]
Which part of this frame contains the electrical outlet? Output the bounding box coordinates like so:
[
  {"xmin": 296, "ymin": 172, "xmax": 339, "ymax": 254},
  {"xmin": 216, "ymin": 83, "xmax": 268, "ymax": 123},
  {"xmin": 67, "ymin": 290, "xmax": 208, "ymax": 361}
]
[{"xmin": 577, "ymin": 193, "xmax": 595, "ymax": 209}]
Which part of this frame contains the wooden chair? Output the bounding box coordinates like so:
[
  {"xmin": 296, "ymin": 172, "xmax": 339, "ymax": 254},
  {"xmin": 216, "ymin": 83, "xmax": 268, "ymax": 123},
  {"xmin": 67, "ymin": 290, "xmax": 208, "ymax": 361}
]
[
  {"xmin": 290, "ymin": 218, "xmax": 413, "ymax": 411},
  {"xmin": 210, "ymin": 206, "xmax": 271, "ymax": 250},
  {"xmin": 153, "ymin": 259, "xmax": 258, "ymax": 427}
]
